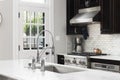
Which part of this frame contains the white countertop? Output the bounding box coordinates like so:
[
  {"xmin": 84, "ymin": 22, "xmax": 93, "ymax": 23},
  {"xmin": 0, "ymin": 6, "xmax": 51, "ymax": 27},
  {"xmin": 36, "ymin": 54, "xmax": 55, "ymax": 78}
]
[{"xmin": 0, "ymin": 59, "xmax": 120, "ymax": 80}]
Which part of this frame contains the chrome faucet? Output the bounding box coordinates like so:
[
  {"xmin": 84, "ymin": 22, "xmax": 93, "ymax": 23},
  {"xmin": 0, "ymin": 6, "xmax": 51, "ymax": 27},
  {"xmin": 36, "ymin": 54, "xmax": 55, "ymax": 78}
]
[
  {"xmin": 28, "ymin": 30, "xmax": 55, "ymax": 71},
  {"xmin": 36, "ymin": 30, "xmax": 55, "ymax": 63}
]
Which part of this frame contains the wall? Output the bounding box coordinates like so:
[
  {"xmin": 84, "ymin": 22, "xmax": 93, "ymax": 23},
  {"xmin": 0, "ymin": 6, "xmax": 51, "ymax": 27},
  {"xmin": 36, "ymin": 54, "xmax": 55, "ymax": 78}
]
[
  {"xmin": 0, "ymin": 0, "xmax": 67, "ymax": 60},
  {"xmin": 67, "ymin": 24, "xmax": 120, "ymax": 56},
  {"xmin": 53, "ymin": 0, "xmax": 120, "ymax": 56},
  {"xmin": 84, "ymin": 24, "xmax": 120, "ymax": 56},
  {"xmin": 54, "ymin": 0, "xmax": 67, "ymax": 54},
  {"xmin": 0, "ymin": 0, "xmax": 13, "ymax": 60},
  {"xmin": 0, "ymin": 0, "xmax": 18, "ymax": 60},
  {"xmin": 12, "ymin": 0, "xmax": 19, "ymax": 59}
]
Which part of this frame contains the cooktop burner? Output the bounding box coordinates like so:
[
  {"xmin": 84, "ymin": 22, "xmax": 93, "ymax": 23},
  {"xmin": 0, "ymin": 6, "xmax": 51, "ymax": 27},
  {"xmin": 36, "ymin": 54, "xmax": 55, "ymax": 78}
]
[{"xmin": 68, "ymin": 52, "xmax": 107, "ymax": 56}]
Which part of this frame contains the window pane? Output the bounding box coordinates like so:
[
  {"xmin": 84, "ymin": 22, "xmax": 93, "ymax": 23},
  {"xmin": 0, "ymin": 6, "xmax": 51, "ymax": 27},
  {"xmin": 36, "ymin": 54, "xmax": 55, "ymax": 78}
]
[
  {"xmin": 31, "ymin": 12, "xmax": 35, "ymax": 23},
  {"xmin": 38, "ymin": 38, "xmax": 44, "ymax": 48},
  {"xmin": 31, "ymin": 25, "xmax": 37, "ymax": 36},
  {"xmin": 23, "ymin": 38, "xmax": 30, "ymax": 50},
  {"xmin": 39, "ymin": 26, "xmax": 44, "ymax": 35},
  {"xmin": 24, "ymin": 24, "xmax": 30, "ymax": 36},
  {"xmin": 37, "ymin": 12, "xmax": 44, "ymax": 24},
  {"xmin": 31, "ymin": 38, "xmax": 37, "ymax": 49},
  {"xmin": 21, "ymin": 0, "xmax": 46, "ymax": 4},
  {"xmin": 31, "ymin": 38, "xmax": 44, "ymax": 49},
  {"xmin": 24, "ymin": 11, "xmax": 30, "ymax": 23}
]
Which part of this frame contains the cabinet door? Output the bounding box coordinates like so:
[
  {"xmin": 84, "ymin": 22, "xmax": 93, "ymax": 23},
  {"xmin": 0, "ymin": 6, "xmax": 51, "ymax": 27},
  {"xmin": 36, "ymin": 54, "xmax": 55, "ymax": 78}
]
[
  {"xmin": 75, "ymin": 0, "xmax": 100, "ymax": 9},
  {"xmin": 101, "ymin": 0, "xmax": 120, "ymax": 34},
  {"xmin": 74, "ymin": 0, "xmax": 86, "ymax": 10},
  {"xmin": 66, "ymin": 0, "xmax": 75, "ymax": 35},
  {"xmin": 112, "ymin": 0, "xmax": 120, "ymax": 33},
  {"xmin": 66, "ymin": 0, "xmax": 87, "ymax": 35},
  {"xmin": 100, "ymin": 0, "xmax": 114, "ymax": 34},
  {"xmin": 89, "ymin": 0, "xmax": 100, "ymax": 7}
]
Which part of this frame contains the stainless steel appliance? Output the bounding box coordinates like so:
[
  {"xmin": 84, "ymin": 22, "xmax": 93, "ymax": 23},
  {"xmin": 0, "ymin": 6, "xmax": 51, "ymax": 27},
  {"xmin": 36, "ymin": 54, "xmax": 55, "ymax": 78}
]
[
  {"xmin": 64, "ymin": 52, "xmax": 109, "ymax": 68},
  {"xmin": 91, "ymin": 62, "xmax": 120, "ymax": 72},
  {"xmin": 72, "ymin": 37, "xmax": 83, "ymax": 53},
  {"xmin": 70, "ymin": 6, "xmax": 100, "ymax": 25},
  {"xmin": 64, "ymin": 55, "xmax": 87, "ymax": 68}
]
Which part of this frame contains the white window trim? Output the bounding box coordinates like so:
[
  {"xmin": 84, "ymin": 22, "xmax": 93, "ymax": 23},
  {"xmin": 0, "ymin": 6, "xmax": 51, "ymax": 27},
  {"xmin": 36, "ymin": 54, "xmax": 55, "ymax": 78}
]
[
  {"xmin": 20, "ymin": 7, "xmax": 47, "ymax": 48},
  {"xmin": 17, "ymin": 0, "xmax": 55, "ymax": 60},
  {"xmin": 48, "ymin": 0, "xmax": 54, "ymax": 37}
]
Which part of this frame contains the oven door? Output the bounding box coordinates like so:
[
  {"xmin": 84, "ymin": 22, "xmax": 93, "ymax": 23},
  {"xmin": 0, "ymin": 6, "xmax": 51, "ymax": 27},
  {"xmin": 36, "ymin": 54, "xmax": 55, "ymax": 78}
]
[{"xmin": 91, "ymin": 62, "xmax": 120, "ymax": 72}]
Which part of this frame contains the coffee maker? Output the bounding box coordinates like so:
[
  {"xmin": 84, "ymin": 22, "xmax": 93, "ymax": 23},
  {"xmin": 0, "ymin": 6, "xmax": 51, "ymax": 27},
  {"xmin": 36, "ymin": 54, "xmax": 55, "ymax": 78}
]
[{"xmin": 72, "ymin": 37, "xmax": 83, "ymax": 53}]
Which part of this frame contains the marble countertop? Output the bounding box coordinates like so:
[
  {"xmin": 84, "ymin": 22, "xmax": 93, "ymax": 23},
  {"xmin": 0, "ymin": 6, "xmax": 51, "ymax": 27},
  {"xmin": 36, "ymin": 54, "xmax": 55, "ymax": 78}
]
[{"xmin": 0, "ymin": 59, "xmax": 120, "ymax": 80}]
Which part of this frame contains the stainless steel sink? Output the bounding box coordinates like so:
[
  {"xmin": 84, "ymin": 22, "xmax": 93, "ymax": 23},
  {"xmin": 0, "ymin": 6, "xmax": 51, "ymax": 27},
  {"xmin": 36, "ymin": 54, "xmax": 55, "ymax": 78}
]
[
  {"xmin": 0, "ymin": 75, "xmax": 17, "ymax": 80},
  {"xmin": 45, "ymin": 65, "xmax": 85, "ymax": 74}
]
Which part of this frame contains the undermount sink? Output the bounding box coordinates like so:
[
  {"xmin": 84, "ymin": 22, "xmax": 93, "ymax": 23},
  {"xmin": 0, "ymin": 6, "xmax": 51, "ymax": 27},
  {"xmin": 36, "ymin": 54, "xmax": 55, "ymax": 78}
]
[
  {"xmin": 0, "ymin": 75, "xmax": 17, "ymax": 80},
  {"xmin": 45, "ymin": 64, "xmax": 85, "ymax": 74}
]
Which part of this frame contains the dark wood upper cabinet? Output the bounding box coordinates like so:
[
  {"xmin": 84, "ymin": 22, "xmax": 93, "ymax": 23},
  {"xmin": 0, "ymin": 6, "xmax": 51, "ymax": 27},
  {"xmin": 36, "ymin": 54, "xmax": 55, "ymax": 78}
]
[
  {"xmin": 66, "ymin": 0, "xmax": 83, "ymax": 35},
  {"xmin": 66, "ymin": 0, "xmax": 100, "ymax": 35},
  {"xmin": 67, "ymin": 0, "xmax": 120, "ymax": 34},
  {"xmin": 74, "ymin": 0, "xmax": 100, "ymax": 9},
  {"xmin": 100, "ymin": 0, "xmax": 120, "ymax": 34}
]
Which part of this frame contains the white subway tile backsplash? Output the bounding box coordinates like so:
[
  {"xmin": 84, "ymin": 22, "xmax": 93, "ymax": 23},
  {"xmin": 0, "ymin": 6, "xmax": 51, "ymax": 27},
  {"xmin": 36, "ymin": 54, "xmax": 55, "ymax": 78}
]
[{"xmin": 67, "ymin": 23, "xmax": 120, "ymax": 56}]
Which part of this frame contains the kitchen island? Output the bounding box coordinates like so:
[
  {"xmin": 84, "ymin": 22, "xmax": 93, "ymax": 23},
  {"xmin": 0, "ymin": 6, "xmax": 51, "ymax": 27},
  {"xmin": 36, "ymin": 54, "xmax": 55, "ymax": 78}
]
[{"xmin": 0, "ymin": 59, "xmax": 120, "ymax": 80}]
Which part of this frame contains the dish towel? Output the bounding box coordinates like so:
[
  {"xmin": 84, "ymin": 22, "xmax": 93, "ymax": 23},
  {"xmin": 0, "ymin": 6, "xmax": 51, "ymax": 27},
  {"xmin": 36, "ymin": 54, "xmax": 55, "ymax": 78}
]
[{"xmin": 81, "ymin": 26, "xmax": 89, "ymax": 40}]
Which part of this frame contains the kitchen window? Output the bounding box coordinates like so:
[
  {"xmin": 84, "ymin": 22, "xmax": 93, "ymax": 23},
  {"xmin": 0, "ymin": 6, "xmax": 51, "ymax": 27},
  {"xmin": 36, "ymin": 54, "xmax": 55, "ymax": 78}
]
[
  {"xmin": 19, "ymin": 0, "xmax": 49, "ymax": 53},
  {"xmin": 23, "ymin": 11, "xmax": 45, "ymax": 50},
  {"xmin": 17, "ymin": 0, "xmax": 54, "ymax": 60}
]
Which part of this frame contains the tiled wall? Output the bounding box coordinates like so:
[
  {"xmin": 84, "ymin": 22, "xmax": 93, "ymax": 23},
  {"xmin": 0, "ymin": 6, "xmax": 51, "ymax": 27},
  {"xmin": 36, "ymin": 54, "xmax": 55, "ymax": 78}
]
[{"xmin": 67, "ymin": 23, "xmax": 120, "ymax": 56}]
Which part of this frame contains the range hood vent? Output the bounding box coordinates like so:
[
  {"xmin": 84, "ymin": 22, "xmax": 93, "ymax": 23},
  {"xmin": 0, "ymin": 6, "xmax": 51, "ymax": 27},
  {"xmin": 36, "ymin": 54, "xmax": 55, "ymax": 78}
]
[{"xmin": 70, "ymin": 6, "xmax": 100, "ymax": 25}]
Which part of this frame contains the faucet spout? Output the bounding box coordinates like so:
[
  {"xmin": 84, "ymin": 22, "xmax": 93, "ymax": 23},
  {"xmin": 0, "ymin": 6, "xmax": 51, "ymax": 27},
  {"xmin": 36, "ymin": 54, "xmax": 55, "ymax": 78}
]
[{"xmin": 36, "ymin": 30, "xmax": 55, "ymax": 63}]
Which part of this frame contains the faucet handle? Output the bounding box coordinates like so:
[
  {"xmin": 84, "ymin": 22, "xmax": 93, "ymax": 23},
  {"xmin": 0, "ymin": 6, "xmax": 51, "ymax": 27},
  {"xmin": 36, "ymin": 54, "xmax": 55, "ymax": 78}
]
[
  {"xmin": 45, "ymin": 52, "xmax": 50, "ymax": 55},
  {"xmin": 46, "ymin": 44, "xmax": 49, "ymax": 47},
  {"xmin": 28, "ymin": 63, "xmax": 32, "ymax": 68},
  {"xmin": 32, "ymin": 57, "xmax": 36, "ymax": 63},
  {"xmin": 41, "ymin": 58, "xmax": 45, "ymax": 72},
  {"xmin": 31, "ymin": 57, "xmax": 36, "ymax": 70}
]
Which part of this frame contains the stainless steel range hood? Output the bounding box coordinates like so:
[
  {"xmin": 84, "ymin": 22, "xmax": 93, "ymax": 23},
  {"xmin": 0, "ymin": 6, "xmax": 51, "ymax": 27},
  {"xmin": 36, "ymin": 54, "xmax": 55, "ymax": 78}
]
[{"xmin": 70, "ymin": 6, "xmax": 100, "ymax": 25}]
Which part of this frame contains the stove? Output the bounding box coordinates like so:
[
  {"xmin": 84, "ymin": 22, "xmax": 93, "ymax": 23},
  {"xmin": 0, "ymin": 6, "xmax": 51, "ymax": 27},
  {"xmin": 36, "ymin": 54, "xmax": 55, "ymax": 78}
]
[
  {"xmin": 64, "ymin": 52, "xmax": 107, "ymax": 68},
  {"xmin": 68, "ymin": 52, "xmax": 107, "ymax": 56}
]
